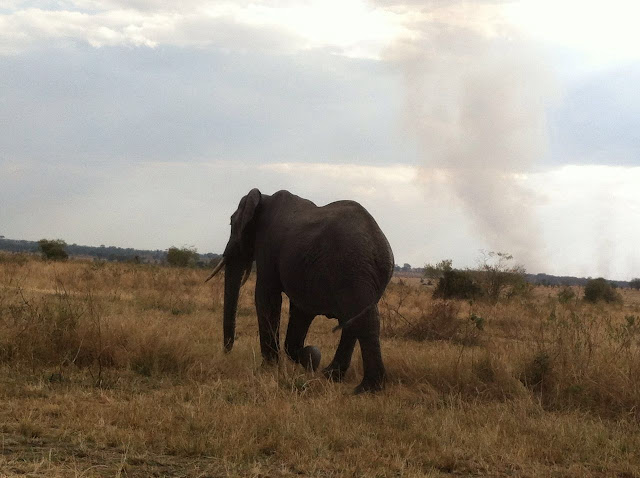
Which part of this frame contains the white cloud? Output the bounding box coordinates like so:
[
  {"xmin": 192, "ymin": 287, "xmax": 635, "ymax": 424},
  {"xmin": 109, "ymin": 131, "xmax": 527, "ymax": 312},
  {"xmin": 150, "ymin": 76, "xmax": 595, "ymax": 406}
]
[
  {"xmin": 505, "ymin": 0, "xmax": 640, "ymax": 69},
  {"xmin": 0, "ymin": 1, "xmax": 411, "ymax": 57},
  {"xmin": 4, "ymin": 0, "xmax": 639, "ymax": 69}
]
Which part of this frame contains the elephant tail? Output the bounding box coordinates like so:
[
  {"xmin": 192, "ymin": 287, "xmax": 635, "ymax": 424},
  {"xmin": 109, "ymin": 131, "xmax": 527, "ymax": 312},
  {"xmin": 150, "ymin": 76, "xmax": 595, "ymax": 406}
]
[{"xmin": 332, "ymin": 304, "xmax": 374, "ymax": 333}]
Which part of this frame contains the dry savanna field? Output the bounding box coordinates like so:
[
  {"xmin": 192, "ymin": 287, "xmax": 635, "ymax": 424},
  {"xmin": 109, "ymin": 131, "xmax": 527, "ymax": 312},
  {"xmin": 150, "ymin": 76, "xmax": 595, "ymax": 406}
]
[{"xmin": 1, "ymin": 253, "xmax": 640, "ymax": 477}]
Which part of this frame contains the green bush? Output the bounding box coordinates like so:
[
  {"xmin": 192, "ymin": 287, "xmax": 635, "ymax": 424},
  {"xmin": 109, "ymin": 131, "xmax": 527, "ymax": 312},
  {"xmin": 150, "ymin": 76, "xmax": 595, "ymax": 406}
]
[
  {"xmin": 427, "ymin": 253, "xmax": 528, "ymax": 303},
  {"xmin": 166, "ymin": 247, "xmax": 199, "ymax": 267},
  {"xmin": 433, "ymin": 268, "xmax": 483, "ymax": 300},
  {"xmin": 38, "ymin": 239, "xmax": 68, "ymax": 261},
  {"xmin": 583, "ymin": 278, "xmax": 622, "ymax": 304}
]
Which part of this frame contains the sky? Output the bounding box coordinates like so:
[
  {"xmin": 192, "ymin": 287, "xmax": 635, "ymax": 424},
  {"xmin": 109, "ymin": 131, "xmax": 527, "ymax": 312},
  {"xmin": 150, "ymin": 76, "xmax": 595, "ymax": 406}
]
[{"xmin": 1, "ymin": 0, "xmax": 639, "ymax": 279}]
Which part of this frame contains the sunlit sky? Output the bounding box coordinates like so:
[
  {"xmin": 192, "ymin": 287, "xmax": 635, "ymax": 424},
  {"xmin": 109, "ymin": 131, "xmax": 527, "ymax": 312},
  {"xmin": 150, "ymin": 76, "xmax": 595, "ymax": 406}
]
[{"xmin": 1, "ymin": 0, "xmax": 639, "ymax": 279}]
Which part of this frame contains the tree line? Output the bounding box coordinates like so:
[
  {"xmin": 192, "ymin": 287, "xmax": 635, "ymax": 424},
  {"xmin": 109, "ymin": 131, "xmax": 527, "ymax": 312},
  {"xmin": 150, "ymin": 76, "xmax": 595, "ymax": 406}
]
[{"xmin": 0, "ymin": 237, "xmax": 220, "ymax": 267}]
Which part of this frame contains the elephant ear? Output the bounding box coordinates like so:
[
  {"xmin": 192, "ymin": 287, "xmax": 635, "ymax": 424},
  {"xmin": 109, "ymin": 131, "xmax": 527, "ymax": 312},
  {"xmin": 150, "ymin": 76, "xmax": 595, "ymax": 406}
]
[{"xmin": 230, "ymin": 188, "xmax": 262, "ymax": 245}]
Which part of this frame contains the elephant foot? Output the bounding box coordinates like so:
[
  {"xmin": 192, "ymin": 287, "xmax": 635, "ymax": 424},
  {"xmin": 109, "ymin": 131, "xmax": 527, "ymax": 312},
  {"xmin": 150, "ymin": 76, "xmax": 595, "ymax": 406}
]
[
  {"xmin": 322, "ymin": 365, "xmax": 347, "ymax": 382},
  {"xmin": 300, "ymin": 346, "xmax": 321, "ymax": 372},
  {"xmin": 353, "ymin": 377, "xmax": 385, "ymax": 394}
]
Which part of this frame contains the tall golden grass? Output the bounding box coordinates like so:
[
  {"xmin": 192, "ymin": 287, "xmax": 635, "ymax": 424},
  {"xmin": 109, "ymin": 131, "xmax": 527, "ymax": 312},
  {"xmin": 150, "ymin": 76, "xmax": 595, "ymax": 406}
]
[{"xmin": 1, "ymin": 253, "xmax": 639, "ymax": 477}]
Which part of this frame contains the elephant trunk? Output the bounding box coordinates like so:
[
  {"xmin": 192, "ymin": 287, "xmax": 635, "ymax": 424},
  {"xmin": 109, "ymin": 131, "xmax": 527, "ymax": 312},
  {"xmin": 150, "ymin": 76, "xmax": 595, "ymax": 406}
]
[{"xmin": 223, "ymin": 263, "xmax": 244, "ymax": 352}]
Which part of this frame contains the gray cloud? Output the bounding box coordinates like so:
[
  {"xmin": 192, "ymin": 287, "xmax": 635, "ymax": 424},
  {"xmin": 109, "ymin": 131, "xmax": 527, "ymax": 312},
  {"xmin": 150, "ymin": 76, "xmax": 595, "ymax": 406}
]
[
  {"xmin": 0, "ymin": 45, "xmax": 412, "ymax": 166},
  {"xmin": 549, "ymin": 65, "xmax": 640, "ymax": 166}
]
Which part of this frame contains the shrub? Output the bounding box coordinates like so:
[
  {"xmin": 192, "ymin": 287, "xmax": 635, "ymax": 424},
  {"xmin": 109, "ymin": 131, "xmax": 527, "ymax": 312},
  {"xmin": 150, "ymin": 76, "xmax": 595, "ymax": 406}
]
[
  {"xmin": 167, "ymin": 246, "xmax": 199, "ymax": 267},
  {"xmin": 428, "ymin": 253, "xmax": 528, "ymax": 303},
  {"xmin": 476, "ymin": 251, "xmax": 528, "ymax": 303},
  {"xmin": 38, "ymin": 239, "xmax": 68, "ymax": 261},
  {"xmin": 433, "ymin": 268, "xmax": 482, "ymax": 300},
  {"xmin": 583, "ymin": 278, "xmax": 622, "ymax": 303},
  {"xmin": 557, "ymin": 286, "xmax": 576, "ymax": 304},
  {"xmin": 630, "ymin": 278, "xmax": 640, "ymax": 290}
]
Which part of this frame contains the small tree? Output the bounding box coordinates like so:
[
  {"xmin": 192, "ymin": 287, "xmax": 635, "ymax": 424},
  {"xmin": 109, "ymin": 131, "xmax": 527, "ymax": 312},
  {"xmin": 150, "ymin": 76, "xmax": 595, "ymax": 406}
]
[
  {"xmin": 584, "ymin": 278, "xmax": 622, "ymax": 303},
  {"xmin": 476, "ymin": 251, "xmax": 528, "ymax": 303},
  {"xmin": 166, "ymin": 246, "xmax": 199, "ymax": 267},
  {"xmin": 630, "ymin": 278, "xmax": 640, "ymax": 290},
  {"xmin": 38, "ymin": 239, "xmax": 68, "ymax": 261}
]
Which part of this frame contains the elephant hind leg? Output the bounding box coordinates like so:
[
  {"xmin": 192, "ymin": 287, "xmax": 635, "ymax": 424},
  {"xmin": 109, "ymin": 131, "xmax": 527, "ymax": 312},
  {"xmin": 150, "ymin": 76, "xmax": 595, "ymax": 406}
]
[
  {"xmin": 354, "ymin": 305, "xmax": 385, "ymax": 394},
  {"xmin": 323, "ymin": 326, "xmax": 357, "ymax": 382},
  {"xmin": 284, "ymin": 303, "xmax": 318, "ymax": 370}
]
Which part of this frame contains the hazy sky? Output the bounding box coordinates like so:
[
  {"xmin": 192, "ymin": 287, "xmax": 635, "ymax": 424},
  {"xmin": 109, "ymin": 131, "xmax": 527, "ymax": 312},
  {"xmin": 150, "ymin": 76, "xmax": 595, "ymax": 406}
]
[{"xmin": 1, "ymin": 0, "xmax": 639, "ymax": 279}]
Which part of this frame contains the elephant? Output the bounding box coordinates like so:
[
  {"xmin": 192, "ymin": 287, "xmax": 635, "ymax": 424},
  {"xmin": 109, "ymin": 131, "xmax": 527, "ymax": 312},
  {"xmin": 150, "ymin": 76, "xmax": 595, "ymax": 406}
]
[{"xmin": 205, "ymin": 189, "xmax": 394, "ymax": 393}]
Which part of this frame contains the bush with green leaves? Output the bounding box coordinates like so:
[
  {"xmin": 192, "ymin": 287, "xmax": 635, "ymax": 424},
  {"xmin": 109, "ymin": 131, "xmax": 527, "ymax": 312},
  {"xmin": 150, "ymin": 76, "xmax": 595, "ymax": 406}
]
[
  {"xmin": 427, "ymin": 252, "xmax": 527, "ymax": 303},
  {"xmin": 433, "ymin": 268, "xmax": 483, "ymax": 300},
  {"xmin": 166, "ymin": 247, "xmax": 199, "ymax": 267},
  {"xmin": 583, "ymin": 278, "xmax": 622, "ymax": 304},
  {"xmin": 38, "ymin": 239, "xmax": 68, "ymax": 261}
]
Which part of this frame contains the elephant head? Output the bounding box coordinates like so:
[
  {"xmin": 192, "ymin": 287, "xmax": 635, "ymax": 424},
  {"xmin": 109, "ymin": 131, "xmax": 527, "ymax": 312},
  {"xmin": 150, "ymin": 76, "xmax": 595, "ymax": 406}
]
[{"xmin": 205, "ymin": 188, "xmax": 261, "ymax": 351}]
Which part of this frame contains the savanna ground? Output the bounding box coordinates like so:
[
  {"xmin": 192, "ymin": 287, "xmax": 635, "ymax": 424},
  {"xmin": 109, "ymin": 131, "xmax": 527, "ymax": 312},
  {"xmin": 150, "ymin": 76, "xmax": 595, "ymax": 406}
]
[{"xmin": 1, "ymin": 254, "xmax": 639, "ymax": 477}]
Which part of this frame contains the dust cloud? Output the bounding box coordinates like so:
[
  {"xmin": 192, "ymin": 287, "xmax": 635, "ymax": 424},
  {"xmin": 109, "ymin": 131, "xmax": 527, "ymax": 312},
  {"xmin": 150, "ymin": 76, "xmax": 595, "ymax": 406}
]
[{"xmin": 383, "ymin": 1, "xmax": 554, "ymax": 272}]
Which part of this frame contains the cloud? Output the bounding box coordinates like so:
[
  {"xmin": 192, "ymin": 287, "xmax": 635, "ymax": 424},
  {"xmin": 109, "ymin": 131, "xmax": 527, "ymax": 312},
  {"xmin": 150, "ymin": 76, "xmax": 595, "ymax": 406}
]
[
  {"xmin": 0, "ymin": 6, "xmax": 302, "ymax": 54},
  {"xmin": 0, "ymin": 1, "xmax": 410, "ymax": 58},
  {"xmin": 505, "ymin": 0, "xmax": 640, "ymax": 68},
  {"xmin": 0, "ymin": 45, "xmax": 408, "ymax": 165},
  {"xmin": 530, "ymin": 165, "xmax": 640, "ymax": 280},
  {"xmin": 549, "ymin": 64, "xmax": 640, "ymax": 166}
]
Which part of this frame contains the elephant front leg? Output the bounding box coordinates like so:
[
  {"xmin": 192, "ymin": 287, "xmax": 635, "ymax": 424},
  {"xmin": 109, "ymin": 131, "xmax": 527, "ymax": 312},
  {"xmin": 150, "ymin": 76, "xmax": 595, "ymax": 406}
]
[
  {"xmin": 284, "ymin": 303, "xmax": 319, "ymax": 371},
  {"xmin": 255, "ymin": 285, "xmax": 282, "ymax": 365},
  {"xmin": 353, "ymin": 305, "xmax": 385, "ymax": 394}
]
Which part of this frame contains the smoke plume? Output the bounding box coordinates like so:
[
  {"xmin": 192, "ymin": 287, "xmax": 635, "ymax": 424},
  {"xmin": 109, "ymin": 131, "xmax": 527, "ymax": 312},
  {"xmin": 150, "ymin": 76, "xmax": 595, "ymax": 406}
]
[{"xmin": 383, "ymin": 2, "xmax": 553, "ymax": 271}]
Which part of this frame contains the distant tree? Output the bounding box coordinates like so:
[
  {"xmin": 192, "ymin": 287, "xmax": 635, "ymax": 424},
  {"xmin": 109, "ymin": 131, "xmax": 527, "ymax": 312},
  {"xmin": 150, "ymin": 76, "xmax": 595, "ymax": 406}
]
[
  {"xmin": 584, "ymin": 278, "xmax": 622, "ymax": 303},
  {"xmin": 38, "ymin": 239, "xmax": 68, "ymax": 261},
  {"xmin": 402, "ymin": 263, "xmax": 411, "ymax": 272},
  {"xmin": 630, "ymin": 278, "xmax": 640, "ymax": 290},
  {"xmin": 166, "ymin": 246, "xmax": 199, "ymax": 267}
]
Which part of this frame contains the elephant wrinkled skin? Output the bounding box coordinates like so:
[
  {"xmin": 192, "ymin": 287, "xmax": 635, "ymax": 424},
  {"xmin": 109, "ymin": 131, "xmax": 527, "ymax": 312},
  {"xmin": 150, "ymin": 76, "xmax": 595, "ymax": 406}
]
[{"xmin": 206, "ymin": 189, "xmax": 394, "ymax": 393}]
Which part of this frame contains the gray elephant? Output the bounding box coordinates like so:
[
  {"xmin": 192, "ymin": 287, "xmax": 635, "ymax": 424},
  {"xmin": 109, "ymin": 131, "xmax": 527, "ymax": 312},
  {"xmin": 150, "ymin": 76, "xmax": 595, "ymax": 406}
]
[{"xmin": 206, "ymin": 189, "xmax": 394, "ymax": 393}]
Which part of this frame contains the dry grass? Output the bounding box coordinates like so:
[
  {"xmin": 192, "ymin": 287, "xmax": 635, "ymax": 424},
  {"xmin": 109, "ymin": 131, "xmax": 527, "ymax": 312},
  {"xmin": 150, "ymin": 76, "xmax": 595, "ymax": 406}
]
[{"xmin": 1, "ymin": 253, "xmax": 640, "ymax": 477}]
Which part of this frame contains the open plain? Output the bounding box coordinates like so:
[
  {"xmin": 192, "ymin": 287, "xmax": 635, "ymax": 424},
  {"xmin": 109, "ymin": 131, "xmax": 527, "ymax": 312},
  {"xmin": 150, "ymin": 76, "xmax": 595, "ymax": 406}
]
[{"xmin": 1, "ymin": 254, "xmax": 639, "ymax": 477}]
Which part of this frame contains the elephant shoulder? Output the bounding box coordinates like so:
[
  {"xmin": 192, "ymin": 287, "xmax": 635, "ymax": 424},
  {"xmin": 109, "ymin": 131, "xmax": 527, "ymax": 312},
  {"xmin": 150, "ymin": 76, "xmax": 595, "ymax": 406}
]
[
  {"xmin": 322, "ymin": 199, "xmax": 367, "ymax": 214},
  {"xmin": 272, "ymin": 190, "xmax": 317, "ymax": 208}
]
